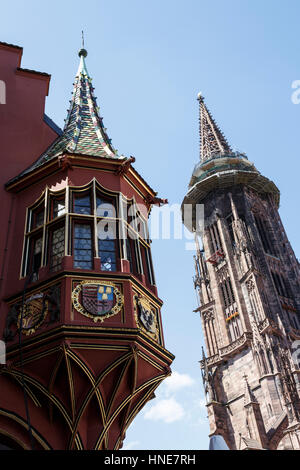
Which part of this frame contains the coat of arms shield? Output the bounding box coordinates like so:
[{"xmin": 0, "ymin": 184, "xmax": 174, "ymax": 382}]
[
  {"xmin": 72, "ymin": 281, "xmax": 123, "ymax": 322},
  {"xmin": 82, "ymin": 284, "xmax": 115, "ymax": 316}
]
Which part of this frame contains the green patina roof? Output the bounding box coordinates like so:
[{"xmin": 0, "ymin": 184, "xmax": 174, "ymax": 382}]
[{"xmin": 9, "ymin": 48, "xmax": 121, "ymax": 185}]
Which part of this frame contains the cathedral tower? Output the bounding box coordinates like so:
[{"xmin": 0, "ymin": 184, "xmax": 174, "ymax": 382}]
[
  {"xmin": 0, "ymin": 43, "xmax": 174, "ymax": 450},
  {"xmin": 182, "ymin": 94, "xmax": 300, "ymax": 450}
]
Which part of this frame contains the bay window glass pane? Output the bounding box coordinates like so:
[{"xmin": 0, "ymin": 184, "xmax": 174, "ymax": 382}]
[
  {"xmin": 126, "ymin": 238, "xmax": 133, "ymax": 272},
  {"xmin": 74, "ymin": 224, "xmax": 92, "ymax": 269},
  {"xmin": 53, "ymin": 199, "xmax": 65, "ymax": 218},
  {"xmin": 32, "ymin": 209, "xmax": 44, "ymax": 230},
  {"xmin": 50, "ymin": 227, "xmax": 65, "ymax": 272},
  {"xmin": 32, "ymin": 237, "xmax": 42, "ymax": 280},
  {"xmin": 96, "ymin": 197, "xmax": 115, "ymax": 218},
  {"xmin": 98, "ymin": 238, "xmax": 116, "ymax": 271},
  {"xmin": 74, "ymin": 194, "xmax": 91, "ymax": 215}
]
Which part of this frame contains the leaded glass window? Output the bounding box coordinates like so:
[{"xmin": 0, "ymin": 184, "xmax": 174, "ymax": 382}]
[
  {"xmin": 74, "ymin": 194, "xmax": 91, "ymax": 215},
  {"xmin": 126, "ymin": 238, "xmax": 133, "ymax": 272},
  {"xmin": 23, "ymin": 185, "xmax": 125, "ymax": 279},
  {"xmin": 96, "ymin": 197, "xmax": 115, "ymax": 218},
  {"xmin": 31, "ymin": 209, "xmax": 44, "ymax": 230},
  {"xmin": 98, "ymin": 238, "xmax": 116, "ymax": 271},
  {"xmin": 74, "ymin": 224, "xmax": 93, "ymax": 269},
  {"xmin": 53, "ymin": 199, "xmax": 65, "ymax": 218},
  {"xmin": 50, "ymin": 227, "xmax": 65, "ymax": 272},
  {"xmin": 32, "ymin": 237, "xmax": 42, "ymax": 281}
]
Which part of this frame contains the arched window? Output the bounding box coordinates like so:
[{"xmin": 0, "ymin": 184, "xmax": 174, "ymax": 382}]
[{"xmin": 254, "ymin": 214, "xmax": 276, "ymax": 256}]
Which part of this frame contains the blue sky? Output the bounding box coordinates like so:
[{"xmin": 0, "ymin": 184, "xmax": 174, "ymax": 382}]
[{"xmin": 1, "ymin": 0, "xmax": 300, "ymax": 450}]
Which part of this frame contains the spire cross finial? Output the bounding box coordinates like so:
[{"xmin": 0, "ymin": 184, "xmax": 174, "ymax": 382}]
[{"xmin": 78, "ymin": 31, "xmax": 87, "ymax": 59}]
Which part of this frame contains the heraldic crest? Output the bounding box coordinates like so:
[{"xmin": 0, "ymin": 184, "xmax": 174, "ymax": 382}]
[
  {"xmin": 72, "ymin": 280, "xmax": 124, "ymax": 322},
  {"xmin": 134, "ymin": 294, "xmax": 159, "ymax": 342}
]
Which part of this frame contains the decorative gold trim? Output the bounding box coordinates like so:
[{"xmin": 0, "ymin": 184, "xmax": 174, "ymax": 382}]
[
  {"xmin": 0, "ymin": 409, "xmax": 51, "ymax": 450},
  {"xmin": 133, "ymin": 293, "xmax": 159, "ymax": 342},
  {"xmin": 17, "ymin": 295, "xmax": 48, "ymax": 336},
  {"xmin": 72, "ymin": 280, "xmax": 124, "ymax": 323},
  {"xmin": 0, "ymin": 428, "xmax": 29, "ymax": 450}
]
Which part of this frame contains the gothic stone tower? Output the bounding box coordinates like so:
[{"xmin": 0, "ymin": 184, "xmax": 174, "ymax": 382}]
[
  {"xmin": 0, "ymin": 43, "xmax": 174, "ymax": 450},
  {"xmin": 182, "ymin": 94, "xmax": 300, "ymax": 450}
]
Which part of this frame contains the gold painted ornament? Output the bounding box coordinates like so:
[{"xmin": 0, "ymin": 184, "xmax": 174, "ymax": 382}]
[
  {"xmin": 134, "ymin": 294, "xmax": 159, "ymax": 341},
  {"xmin": 72, "ymin": 280, "xmax": 123, "ymax": 322}
]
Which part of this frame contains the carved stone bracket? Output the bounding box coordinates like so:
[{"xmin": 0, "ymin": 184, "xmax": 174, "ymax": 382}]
[
  {"xmin": 200, "ymin": 353, "xmax": 222, "ymax": 368},
  {"xmin": 258, "ymin": 318, "xmax": 270, "ymax": 334},
  {"xmin": 219, "ymin": 332, "xmax": 253, "ymax": 359}
]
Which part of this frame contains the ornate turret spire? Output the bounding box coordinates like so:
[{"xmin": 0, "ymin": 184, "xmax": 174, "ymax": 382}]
[
  {"xmin": 12, "ymin": 40, "xmax": 120, "ymax": 181},
  {"xmin": 62, "ymin": 38, "xmax": 117, "ymax": 157},
  {"xmin": 197, "ymin": 93, "xmax": 232, "ymax": 162}
]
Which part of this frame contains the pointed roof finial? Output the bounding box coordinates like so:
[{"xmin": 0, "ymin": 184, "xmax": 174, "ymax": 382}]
[
  {"xmin": 77, "ymin": 31, "xmax": 89, "ymax": 77},
  {"xmin": 198, "ymin": 94, "xmax": 233, "ymax": 162},
  {"xmin": 78, "ymin": 30, "xmax": 88, "ymax": 58}
]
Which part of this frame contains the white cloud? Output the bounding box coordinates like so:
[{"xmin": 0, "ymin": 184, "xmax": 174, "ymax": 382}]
[
  {"xmin": 144, "ymin": 397, "xmax": 185, "ymax": 423},
  {"xmin": 122, "ymin": 440, "xmax": 140, "ymax": 450},
  {"xmin": 163, "ymin": 371, "xmax": 195, "ymax": 393},
  {"xmin": 196, "ymin": 398, "xmax": 207, "ymax": 409}
]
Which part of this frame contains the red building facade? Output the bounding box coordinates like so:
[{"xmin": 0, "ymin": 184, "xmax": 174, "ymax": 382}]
[{"xmin": 0, "ymin": 42, "xmax": 174, "ymax": 450}]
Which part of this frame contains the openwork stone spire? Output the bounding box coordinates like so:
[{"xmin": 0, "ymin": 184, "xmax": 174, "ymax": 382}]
[{"xmin": 197, "ymin": 93, "xmax": 232, "ymax": 162}]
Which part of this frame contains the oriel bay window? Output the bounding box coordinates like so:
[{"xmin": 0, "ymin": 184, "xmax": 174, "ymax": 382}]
[{"xmin": 22, "ymin": 181, "xmax": 155, "ymax": 279}]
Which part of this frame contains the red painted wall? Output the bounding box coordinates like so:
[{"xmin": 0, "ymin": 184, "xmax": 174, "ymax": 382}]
[{"xmin": 0, "ymin": 42, "xmax": 60, "ymax": 304}]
